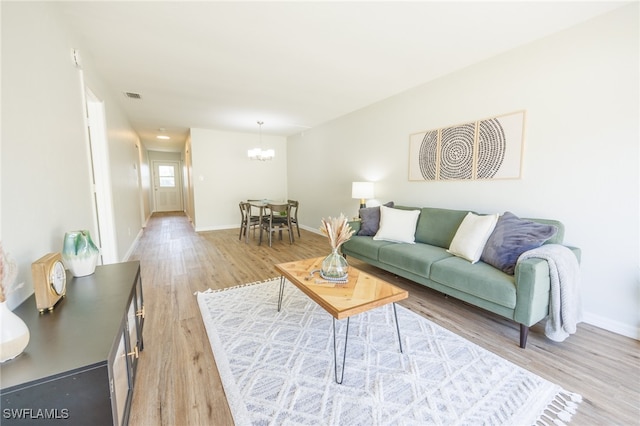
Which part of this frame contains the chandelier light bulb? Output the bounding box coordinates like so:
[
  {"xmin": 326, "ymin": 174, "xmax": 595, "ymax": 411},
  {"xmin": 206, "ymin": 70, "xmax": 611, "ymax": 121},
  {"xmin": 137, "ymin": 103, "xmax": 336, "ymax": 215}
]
[{"xmin": 248, "ymin": 121, "xmax": 275, "ymax": 161}]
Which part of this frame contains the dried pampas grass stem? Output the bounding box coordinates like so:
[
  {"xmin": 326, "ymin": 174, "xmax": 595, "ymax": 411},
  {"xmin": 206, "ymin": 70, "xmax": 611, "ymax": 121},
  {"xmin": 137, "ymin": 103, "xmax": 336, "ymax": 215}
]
[
  {"xmin": 319, "ymin": 214, "xmax": 354, "ymax": 251},
  {"xmin": 1, "ymin": 243, "xmax": 21, "ymax": 303}
]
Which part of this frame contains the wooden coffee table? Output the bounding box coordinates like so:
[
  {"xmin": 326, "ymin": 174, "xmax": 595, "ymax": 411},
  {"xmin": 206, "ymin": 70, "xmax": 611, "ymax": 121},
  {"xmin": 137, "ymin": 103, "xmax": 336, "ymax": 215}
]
[{"xmin": 275, "ymin": 256, "xmax": 408, "ymax": 384}]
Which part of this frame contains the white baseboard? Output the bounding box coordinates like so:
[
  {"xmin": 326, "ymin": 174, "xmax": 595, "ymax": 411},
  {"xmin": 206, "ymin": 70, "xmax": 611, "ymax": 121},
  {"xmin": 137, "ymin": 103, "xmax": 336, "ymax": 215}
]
[
  {"xmin": 123, "ymin": 228, "xmax": 144, "ymax": 261},
  {"xmin": 582, "ymin": 312, "xmax": 639, "ymax": 340},
  {"xmin": 183, "ymin": 211, "xmax": 195, "ymax": 230},
  {"xmin": 195, "ymin": 223, "xmax": 323, "ymax": 235},
  {"xmin": 195, "ymin": 224, "xmax": 237, "ymax": 232},
  {"xmin": 300, "ymin": 224, "xmax": 324, "ymax": 236}
]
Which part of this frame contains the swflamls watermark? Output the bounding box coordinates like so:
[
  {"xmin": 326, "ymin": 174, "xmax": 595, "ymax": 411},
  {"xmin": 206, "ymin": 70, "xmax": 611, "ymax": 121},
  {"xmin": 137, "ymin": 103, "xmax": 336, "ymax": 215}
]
[{"xmin": 3, "ymin": 408, "xmax": 70, "ymax": 420}]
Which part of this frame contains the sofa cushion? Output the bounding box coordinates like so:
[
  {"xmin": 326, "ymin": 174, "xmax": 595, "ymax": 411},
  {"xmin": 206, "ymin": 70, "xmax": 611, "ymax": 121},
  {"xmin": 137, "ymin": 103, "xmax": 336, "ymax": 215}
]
[
  {"xmin": 447, "ymin": 212, "xmax": 499, "ymax": 263},
  {"xmin": 481, "ymin": 212, "xmax": 558, "ymax": 275},
  {"xmin": 379, "ymin": 243, "xmax": 452, "ymax": 277},
  {"xmin": 373, "ymin": 206, "xmax": 421, "ymax": 243},
  {"xmin": 357, "ymin": 201, "xmax": 394, "ymax": 236},
  {"xmin": 525, "ymin": 218, "xmax": 565, "ymax": 244},
  {"xmin": 342, "ymin": 236, "xmax": 394, "ymax": 261},
  {"xmin": 414, "ymin": 207, "xmax": 469, "ymax": 248},
  {"xmin": 430, "ymin": 256, "xmax": 517, "ymax": 308}
]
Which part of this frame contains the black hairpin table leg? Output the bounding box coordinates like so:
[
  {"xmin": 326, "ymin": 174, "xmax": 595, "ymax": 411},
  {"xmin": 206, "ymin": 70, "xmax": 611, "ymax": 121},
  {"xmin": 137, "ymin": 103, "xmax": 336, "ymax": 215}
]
[
  {"xmin": 333, "ymin": 317, "xmax": 350, "ymax": 384},
  {"xmin": 393, "ymin": 303, "xmax": 403, "ymax": 353},
  {"xmin": 277, "ymin": 276, "xmax": 285, "ymax": 312}
]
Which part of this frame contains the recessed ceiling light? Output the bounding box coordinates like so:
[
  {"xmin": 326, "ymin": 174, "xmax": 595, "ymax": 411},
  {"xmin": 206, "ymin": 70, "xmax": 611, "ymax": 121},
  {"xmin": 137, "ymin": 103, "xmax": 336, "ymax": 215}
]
[{"xmin": 156, "ymin": 135, "xmax": 170, "ymax": 140}]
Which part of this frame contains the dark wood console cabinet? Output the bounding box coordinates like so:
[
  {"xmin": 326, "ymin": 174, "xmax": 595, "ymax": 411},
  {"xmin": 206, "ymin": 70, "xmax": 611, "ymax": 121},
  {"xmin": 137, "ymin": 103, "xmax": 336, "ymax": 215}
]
[{"xmin": 1, "ymin": 261, "xmax": 144, "ymax": 426}]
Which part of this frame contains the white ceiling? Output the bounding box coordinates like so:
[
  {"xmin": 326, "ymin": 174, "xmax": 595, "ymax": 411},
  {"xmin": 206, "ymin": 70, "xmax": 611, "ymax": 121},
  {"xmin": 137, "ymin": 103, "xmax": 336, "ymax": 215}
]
[{"xmin": 56, "ymin": 1, "xmax": 626, "ymax": 152}]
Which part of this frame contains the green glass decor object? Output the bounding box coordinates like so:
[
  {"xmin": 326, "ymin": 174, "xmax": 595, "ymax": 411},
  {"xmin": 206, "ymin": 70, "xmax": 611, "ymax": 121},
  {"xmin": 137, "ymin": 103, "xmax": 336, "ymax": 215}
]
[
  {"xmin": 321, "ymin": 248, "xmax": 349, "ymax": 281},
  {"xmin": 62, "ymin": 230, "xmax": 100, "ymax": 277}
]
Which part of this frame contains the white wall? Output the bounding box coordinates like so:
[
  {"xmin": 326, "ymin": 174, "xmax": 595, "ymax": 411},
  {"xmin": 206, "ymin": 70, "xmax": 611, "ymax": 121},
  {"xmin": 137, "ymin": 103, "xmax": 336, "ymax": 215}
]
[
  {"xmin": 1, "ymin": 2, "xmax": 94, "ymax": 308},
  {"xmin": 190, "ymin": 128, "xmax": 287, "ymax": 231},
  {"xmin": 288, "ymin": 5, "xmax": 639, "ymax": 338},
  {"xmin": 1, "ymin": 2, "xmax": 144, "ymax": 307}
]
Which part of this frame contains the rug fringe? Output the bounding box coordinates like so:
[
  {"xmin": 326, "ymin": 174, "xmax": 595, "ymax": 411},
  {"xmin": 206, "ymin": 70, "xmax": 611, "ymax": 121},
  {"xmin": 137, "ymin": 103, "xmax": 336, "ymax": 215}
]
[
  {"xmin": 193, "ymin": 277, "xmax": 281, "ymax": 296},
  {"xmin": 535, "ymin": 390, "xmax": 582, "ymax": 426}
]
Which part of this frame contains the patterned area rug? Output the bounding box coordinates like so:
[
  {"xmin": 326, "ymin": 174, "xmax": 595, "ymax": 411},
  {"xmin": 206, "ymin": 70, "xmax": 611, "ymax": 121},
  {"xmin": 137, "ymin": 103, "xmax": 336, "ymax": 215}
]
[{"xmin": 196, "ymin": 279, "xmax": 581, "ymax": 425}]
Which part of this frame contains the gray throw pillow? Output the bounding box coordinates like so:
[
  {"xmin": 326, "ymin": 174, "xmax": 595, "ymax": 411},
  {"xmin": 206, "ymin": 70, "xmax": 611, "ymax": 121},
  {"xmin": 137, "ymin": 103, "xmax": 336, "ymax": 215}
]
[
  {"xmin": 357, "ymin": 202, "xmax": 394, "ymax": 236},
  {"xmin": 480, "ymin": 211, "xmax": 558, "ymax": 275}
]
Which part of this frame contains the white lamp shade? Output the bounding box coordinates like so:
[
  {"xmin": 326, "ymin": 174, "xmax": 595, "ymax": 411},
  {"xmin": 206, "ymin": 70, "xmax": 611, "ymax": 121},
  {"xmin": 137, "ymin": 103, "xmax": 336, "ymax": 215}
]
[{"xmin": 352, "ymin": 182, "xmax": 374, "ymax": 199}]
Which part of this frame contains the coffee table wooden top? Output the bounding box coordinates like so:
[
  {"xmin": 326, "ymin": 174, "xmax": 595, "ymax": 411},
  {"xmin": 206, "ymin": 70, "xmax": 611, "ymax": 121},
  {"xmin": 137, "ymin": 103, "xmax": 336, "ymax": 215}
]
[{"xmin": 275, "ymin": 256, "xmax": 408, "ymax": 320}]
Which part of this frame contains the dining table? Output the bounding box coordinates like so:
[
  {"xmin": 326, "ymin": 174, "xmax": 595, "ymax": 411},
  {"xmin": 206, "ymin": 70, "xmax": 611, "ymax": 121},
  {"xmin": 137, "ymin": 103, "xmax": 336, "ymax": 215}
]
[
  {"xmin": 247, "ymin": 200, "xmax": 292, "ymax": 245},
  {"xmin": 248, "ymin": 199, "xmax": 284, "ymax": 217}
]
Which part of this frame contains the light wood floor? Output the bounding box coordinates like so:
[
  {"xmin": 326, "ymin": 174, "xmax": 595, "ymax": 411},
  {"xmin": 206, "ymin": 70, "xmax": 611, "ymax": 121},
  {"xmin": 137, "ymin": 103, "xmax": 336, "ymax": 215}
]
[{"xmin": 128, "ymin": 212, "xmax": 639, "ymax": 425}]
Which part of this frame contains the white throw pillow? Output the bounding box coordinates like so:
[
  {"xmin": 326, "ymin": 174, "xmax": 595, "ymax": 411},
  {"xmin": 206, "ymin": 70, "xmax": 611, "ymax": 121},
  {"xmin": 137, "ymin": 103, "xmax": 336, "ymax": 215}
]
[
  {"xmin": 373, "ymin": 206, "xmax": 420, "ymax": 244},
  {"xmin": 447, "ymin": 212, "xmax": 499, "ymax": 263}
]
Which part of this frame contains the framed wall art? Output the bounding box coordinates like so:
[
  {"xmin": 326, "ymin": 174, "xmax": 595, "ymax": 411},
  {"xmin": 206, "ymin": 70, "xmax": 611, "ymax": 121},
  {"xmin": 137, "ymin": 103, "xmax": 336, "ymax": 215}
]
[{"xmin": 409, "ymin": 110, "xmax": 525, "ymax": 181}]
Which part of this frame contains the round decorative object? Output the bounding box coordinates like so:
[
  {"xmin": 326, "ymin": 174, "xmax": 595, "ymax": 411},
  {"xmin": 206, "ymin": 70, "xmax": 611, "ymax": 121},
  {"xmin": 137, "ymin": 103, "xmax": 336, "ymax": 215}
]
[
  {"xmin": 439, "ymin": 123, "xmax": 475, "ymax": 180},
  {"xmin": 0, "ymin": 301, "xmax": 30, "ymax": 362},
  {"xmin": 476, "ymin": 118, "xmax": 506, "ymax": 179},
  {"xmin": 62, "ymin": 230, "xmax": 100, "ymax": 277},
  {"xmin": 320, "ymin": 249, "xmax": 349, "ymax": 281},
  {"xmin": 418, "ymin": 130, "xmax": 438, "ymax": 180},
  {"xmin": 32, "ymin": 252, "xmax": 67, "ymax": 312},
  {"xmin": 50, "ymin": 260, "xmax": 66, "ymax": 295}
]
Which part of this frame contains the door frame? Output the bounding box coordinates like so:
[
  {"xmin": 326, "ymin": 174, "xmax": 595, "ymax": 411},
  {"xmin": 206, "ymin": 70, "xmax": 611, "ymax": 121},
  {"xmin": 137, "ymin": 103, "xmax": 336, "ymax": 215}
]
[
  {"xmin": 151, "ymin": 160, "xmax": 184, "ymax": 212},
  {"xmin": 82, "ymin": 83, "xmax": 118, "ymax": 264}
]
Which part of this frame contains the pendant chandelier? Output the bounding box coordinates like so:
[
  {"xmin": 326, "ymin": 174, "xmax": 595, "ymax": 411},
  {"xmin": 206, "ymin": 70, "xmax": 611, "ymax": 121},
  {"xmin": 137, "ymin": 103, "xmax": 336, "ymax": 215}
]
[{"xmin": 248, "ymin": 121, "xmax": 275, "ymax": 161}]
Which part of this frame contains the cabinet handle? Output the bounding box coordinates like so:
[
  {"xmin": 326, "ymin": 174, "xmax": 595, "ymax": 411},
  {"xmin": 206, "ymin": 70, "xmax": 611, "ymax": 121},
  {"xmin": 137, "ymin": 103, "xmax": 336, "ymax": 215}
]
[
  {"xmin": 136, "ymin": 306, "xmax": 145, "ymax": 319},
  {"xmin": 127, "ymin": 345, "xmax": 139, "ymax": 360}
]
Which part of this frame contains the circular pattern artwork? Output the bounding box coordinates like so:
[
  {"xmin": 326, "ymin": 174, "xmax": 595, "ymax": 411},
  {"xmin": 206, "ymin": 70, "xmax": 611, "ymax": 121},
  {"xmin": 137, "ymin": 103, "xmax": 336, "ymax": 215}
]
[
  {"xmin": 439, "ymin": 123, "xmax": 475, "ymax": 180},
  {"xmin": 418, "ymin": 130, "xmax": 438, "ymax": 180},
  {"xmin": 417, "ymin": 119, "xmax": 508, "ymax": 180},
  {"xmin": 477, "ymin": 119, "xmax": 506, "ymax": 179}
]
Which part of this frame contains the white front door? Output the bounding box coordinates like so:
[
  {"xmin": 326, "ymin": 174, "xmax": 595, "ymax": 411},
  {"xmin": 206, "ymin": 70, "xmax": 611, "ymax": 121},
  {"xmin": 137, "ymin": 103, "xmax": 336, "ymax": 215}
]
[{"xmin": 153, "ymin": 161, "xmax": 183, "ymax": 212}]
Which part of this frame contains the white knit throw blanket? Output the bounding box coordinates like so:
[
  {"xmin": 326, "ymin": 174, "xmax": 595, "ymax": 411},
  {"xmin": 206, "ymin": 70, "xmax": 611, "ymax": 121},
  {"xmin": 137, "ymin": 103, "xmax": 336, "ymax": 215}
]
[{"xmin": 518, "ymin": 244, "xmax": 582, "ymax": 342}]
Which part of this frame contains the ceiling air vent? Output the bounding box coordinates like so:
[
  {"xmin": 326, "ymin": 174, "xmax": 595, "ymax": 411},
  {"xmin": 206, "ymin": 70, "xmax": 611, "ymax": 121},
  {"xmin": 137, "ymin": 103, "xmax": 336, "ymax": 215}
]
[{"xmin": 124, "ymin": 92, "xmax": 142, "ymax": 99}]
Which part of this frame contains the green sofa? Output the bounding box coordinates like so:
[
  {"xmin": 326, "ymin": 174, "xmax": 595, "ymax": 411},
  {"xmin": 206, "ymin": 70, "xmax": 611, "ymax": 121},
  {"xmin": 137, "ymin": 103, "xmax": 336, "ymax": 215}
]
[{"xmin": 341, "ymin": 206, "xmax": 581, "ymax": 348}]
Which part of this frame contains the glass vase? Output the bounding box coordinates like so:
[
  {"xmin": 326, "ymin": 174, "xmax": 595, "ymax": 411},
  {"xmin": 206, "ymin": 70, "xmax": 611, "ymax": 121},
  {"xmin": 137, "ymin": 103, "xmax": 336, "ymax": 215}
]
[{"xmin": 320, "ymin": 248, "xmax": 349, "ymax": 281}]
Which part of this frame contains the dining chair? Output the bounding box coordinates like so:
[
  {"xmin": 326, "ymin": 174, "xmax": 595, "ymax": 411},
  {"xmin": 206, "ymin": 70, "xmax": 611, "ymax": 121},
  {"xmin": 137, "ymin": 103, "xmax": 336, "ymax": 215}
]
[
  {"xmin": 259, "ymin": 203, "xmax": 293, "ymax": 247},
  {"xmin": 245, "ymin": 201, "xmax": 262, "ymax": 220},
  {"xmin": 288, "ymin": 199, "xmax": 300, "ymax": 238},
  {"xmin": 239, "ymin": 202, "xmax": 260, "ymax": 243}
]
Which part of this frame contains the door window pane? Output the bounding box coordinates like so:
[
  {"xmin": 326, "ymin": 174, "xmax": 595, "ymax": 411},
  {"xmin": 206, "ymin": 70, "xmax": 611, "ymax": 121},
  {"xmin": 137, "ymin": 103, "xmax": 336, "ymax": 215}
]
[{"xmin": 158, "ymin": 166, "xmax": 175, "ymax": 188}]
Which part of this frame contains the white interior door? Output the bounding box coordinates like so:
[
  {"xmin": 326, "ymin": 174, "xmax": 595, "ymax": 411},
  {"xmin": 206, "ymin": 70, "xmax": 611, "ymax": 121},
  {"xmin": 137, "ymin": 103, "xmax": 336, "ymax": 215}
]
[{"xmin": 153, "ymin": 161, "xmax": 183, "ymax": 212}]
